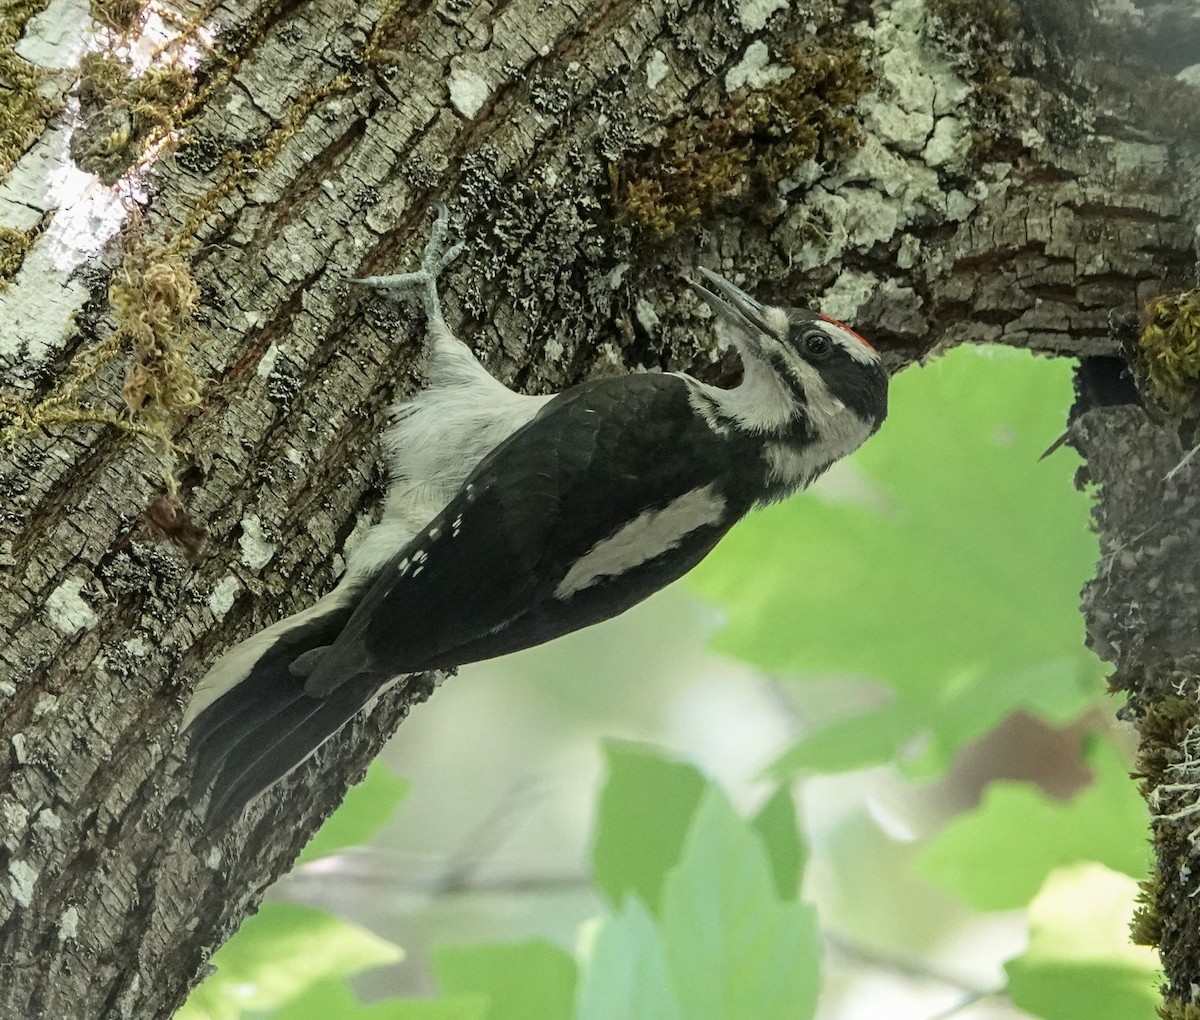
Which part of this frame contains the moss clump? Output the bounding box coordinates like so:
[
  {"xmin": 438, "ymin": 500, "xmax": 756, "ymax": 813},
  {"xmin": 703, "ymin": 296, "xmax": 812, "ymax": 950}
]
[
  {"xmin": 1, "ymin": 243, "xmax": 206, "ymax": 493},
  {"xmin": 0, "ymin": 48, "xmax": 61, "ymax": 176},
  {"xmin": 1131, "ymin": 866, "xmax": 1164, "ymax": 947},
  {"xmin": 1135, "ymin": 695, "xmax": 1199, "ymax": 789},
  {"xmin": 1137, "ymin": 289, "xmax": 1200, "ymax": 421},
  {"xmin": 612, "ymin": 33, "xmax": 872, "ymax": 240},
  {"xmin": 0, "ymin": 212, "xmax": 48, "ymax": 284},
  {"xmin": 90, "ymin": 0, "xmax": 142, "ymax": 34},
  {"xmin": 1159, "ymin": 1001, "xmax": 1200, "ymax": 1020},
  {"xmin": 927, "ymin": 0, "xmax": 1021, "ymax": 47},
  {"xmin": 71, "ymin": 52, "xmax": 192, "ymax": 184},
  {"xmin": 109, "ymin": 244, "xmax": 205, "ymax": 431}
]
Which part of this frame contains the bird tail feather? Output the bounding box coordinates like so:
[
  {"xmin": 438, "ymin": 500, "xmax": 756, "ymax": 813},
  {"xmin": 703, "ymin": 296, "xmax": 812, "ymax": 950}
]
[{"xmin": 183, "ymin": 586, "xmax": 377, "ymax": 825}]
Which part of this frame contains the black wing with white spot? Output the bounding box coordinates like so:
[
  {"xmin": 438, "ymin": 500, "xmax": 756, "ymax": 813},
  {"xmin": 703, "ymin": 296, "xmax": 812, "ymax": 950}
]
[{"xmin": 305, "ymin": 371, "xmax": 761, "ymax": 692}]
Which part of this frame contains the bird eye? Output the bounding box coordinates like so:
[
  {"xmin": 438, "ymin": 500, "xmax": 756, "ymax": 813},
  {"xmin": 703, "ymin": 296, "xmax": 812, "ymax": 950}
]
[{"xmin": 800, "ymin": 329, "xmax": 832, "ymax": 360}]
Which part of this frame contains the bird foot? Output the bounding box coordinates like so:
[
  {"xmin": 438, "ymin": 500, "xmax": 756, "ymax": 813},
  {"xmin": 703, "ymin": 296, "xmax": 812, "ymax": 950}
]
[{"xmin": 350, "ymin": 201, "xmax": 464, "ymax": 323}]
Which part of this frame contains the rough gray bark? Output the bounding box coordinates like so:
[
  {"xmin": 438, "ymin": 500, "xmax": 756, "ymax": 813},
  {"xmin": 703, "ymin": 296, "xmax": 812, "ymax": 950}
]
[{"xmin": 0, "ymin": 0, "xmax": 1196, "ymax": 1016}]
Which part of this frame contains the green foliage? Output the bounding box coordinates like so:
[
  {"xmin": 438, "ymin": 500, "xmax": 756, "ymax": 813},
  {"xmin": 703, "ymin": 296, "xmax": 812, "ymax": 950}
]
[
  {"xmin": 661, "ymin": 790, "xmax": 821, "ymax": 1020},
  {"xmin": 690, "ymin": 345, "xmax": 1104, "ymax": 776},
  {"xmin": 297, "ymin": 762, "xmax": 409, "ymax": 865},
  {"xmin": 751, "ymin": 785, "xmax": 806, "ymax": 901},
  {"xmin": 178, "ymin": 903, "xmax": 402, "ymax": 1020},
  {"xmin": 435, "ymin": 941, "xmax": 577, "ymax": 1020},
  {"xmin": 916, "ymin": 737, "xmax": 1149, "ymax": 910},
  {"xmin": 590, "ymin": 741, "xmax": 707, "ymax": 910},
  {"xmin": 1005, "ymin": 864, "xmax": 1160, "ymax": 1019},
  {"xmin": 181, "ymin": 763, "xmax": 408, "ymax": 1019},
  {"xmin": 576, "ymin": 899, "xmax": 682, "ymax": 1020},
  {"xmin": 269, "ymin": 978, "xmax": 487, "ymax": 1020},
  {"xmin": 584, "ymin": 761, "xmax": 818, "ymax": 1019}
]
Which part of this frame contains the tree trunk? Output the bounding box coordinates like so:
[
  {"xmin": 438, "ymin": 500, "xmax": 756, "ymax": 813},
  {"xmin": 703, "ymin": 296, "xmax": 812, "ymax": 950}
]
[{"xmin": 0, "ymin": 0, "xmax": 1195, "ymax": 1015}]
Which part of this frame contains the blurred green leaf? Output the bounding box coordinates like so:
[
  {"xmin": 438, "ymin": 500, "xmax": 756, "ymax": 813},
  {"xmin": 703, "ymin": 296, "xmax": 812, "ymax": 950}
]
[
  {"xmin": 268, "ymin": 977, "xmax": 487, "ymax": 1019},
  {"xmin": 591, "ymin": 741, "xmax": 706, "ymax": 912},
  {"xmin": 178, "ymin": 903, "xmax": 401, "ymax": 1020},
  {"xmin": 435, "ymin": 940, "xmax": 576, "ymax": 1020},
  {"xmin": 297, "ymin": 762, "xmax": 410, "ymax": 865},
  {"xmin": 1005, "ymin": 863, "xmax": 1160, "ymax": 1019},
  {"xmin": 662, "ymin": 789, "xmax": 821, "ymax": 1020},
  {"xmin": 576, "ymin": 898, "xmax": 683, "ymax": 1020},
  {"xmin": 916, "ymin": 738, "xmax": 1149, "ymax": 910},
  {"xmin": 691, "ymin": 345, "xmax": 1102, "ymax": 775},
  {"xmin": 751, "ymin": 786, "xmax": 806, "ymax": 901}
]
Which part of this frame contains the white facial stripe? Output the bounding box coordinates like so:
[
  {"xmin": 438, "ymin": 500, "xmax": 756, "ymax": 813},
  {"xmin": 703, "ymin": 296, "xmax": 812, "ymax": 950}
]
[
  {"xmin": 554, "ymin": 484, "xmax": 726, "ymax": 599},
  {"xmin": 815, "ymin": 318, "xmax": 878, "ymax": 365}
]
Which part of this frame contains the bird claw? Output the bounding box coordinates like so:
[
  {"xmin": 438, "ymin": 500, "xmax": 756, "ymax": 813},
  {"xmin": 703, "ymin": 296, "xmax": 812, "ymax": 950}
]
[{"xmin": 350, "ymin": 202, "xmax": 462, "ymax": 323}]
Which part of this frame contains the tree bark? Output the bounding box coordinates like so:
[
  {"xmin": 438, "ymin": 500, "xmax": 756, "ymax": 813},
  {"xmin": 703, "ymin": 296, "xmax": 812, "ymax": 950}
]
[{"xmin": 0, "ymin": 0, "xmax": 1195, "ymax": 1015}]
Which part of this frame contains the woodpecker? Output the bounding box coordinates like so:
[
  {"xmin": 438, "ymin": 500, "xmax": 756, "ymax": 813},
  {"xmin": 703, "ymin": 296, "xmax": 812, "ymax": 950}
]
[{"xmin": 183, "ymin": 204, "xmax": 889, "ymax": 825}]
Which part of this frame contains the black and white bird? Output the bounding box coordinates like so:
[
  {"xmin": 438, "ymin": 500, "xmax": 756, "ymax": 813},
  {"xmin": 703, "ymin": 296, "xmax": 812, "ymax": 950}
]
[{"xmin": 184, "ymin": 204, "xmax": 889, "ymax": 824}]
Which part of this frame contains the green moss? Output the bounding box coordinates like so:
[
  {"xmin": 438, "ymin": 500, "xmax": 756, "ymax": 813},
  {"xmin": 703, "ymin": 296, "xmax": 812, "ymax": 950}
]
[
  {"xmin": 926, "ymin": 0, "xmax": 1021, "ymax": 45},
  {"xmin": 1158, "ymin": 1001, "xmax": 1200, "ymax": 1020},
  {"xmin": 71, "ymin": 52, "xmax": 193, "ymax": 184},
  {"xmin": 0, "ymin": 212, "xmax": 49, "ymax": 284},
  {"xmin": 0, "ymin": 243, "xmax": 205, "ymax": 493},
  {"xmin": 90, "ymin": 0, "xmax": 142, "ymax": 34},
  {"xmin": 1134, "ymin": 695, "xmax": 1198, "ymax": 789},
  {"xmin": 1131, "ymin": 866, "xmax": 1164, "ymax": 947},
  {"xmin": 0, "ymin": 48, "xmax": 61, "ymax": 176},
  {"xmin": 0, "ymin": 0, "xmax": 51, "ymax": 47},
  {"xmin": 109, "ymin": 243, "xmax": 205, "ymax": 430},
  {"xmin": 612, "ymin": 33, "xmax": 872, "ymax": 240},
  {"xmin": 926, "ymin": 0, "xmax": 1028, "ymax": 160},
  {"xmin": 1137, "ymin": 289, "xmax": 1200, "ymax": 420}
]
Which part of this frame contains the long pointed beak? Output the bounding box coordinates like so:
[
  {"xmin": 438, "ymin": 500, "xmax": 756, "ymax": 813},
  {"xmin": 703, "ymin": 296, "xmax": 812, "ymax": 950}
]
[{"xmin": 688, "ymin": 268, "xmax": 777, "ymax": 339}]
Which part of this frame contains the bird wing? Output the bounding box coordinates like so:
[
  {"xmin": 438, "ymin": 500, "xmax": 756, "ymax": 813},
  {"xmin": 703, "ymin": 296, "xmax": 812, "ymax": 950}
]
[{"xmin": 302, "ymin": 371, "xmax": 747, "ymax": 696}]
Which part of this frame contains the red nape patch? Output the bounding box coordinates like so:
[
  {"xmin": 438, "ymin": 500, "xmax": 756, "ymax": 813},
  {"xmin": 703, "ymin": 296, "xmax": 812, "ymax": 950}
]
[{"xmin": 817, "ymin": 313, "xmax": 876, "ymax": 351}]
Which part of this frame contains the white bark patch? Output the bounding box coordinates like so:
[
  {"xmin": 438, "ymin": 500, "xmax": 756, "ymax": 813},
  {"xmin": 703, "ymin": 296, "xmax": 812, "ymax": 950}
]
[
  {"xmin": 725, "ymin": 41, "xmax": 793, "ymax": 92},
  {"xmin": 256, "ymin": 341, "xmax": 280, "ymax": 379},
  {"xmin": 0, "ymin": 0, "xmax": 133, "ymax": 376},
  {"xmin": 32, "ymin": 693, "xmax": 58, "ymax": 718},
  {"xmin": 58, "ymin": 906, "xmax": 79, "ymax": 941},
  {"xmin": 555, "ymin": 484, "xmax": 726, "ymax": 599},
  {"xmin": 634, "ymin": 296, "xmax": 660, "ymax": 333},
  {"xmin": 924, "ymin": 116, "xmax": 968, "ymax": 168},
  {"xmin": 2, "ymin": 799, "xmax": 29, "ymax": 832},
  {"xmin": 736, "ymin": 0, "xmax": 788, "ymax": 33},
  {"xmin": 449, "ymin": 68, "xmax": 491, "ymax": 118},
  {"xmin": 9, "ymin": 859, "xmax": 38, "ymax": 907},
  {"xmin": 646, "ymin": 49, "xmax": 669, "ymax": 89},
  {"xmin": 36, "ymin": 808, "xmax": 61, "ymax": 831},
  {"xmin": 122, "ymin": 635, "xmax": 150, "ymax": 657},
  {"xmin": 14, "ymin": 0, "xmax": 91, "ymax": 67},
  {"xmin": 45, "ymin": 576, "xmax": 98, "ymax": 636},
  {"xmin": 208, "ymin": 576, "xmax": 241, "ymax": 618},
  {"xmin": 238, "ymin": 515, "xmax": 276, "ymax": 570},
  {"xmin": 819, "ymin": 270, "xmax": 878, "ymax": 323}
]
